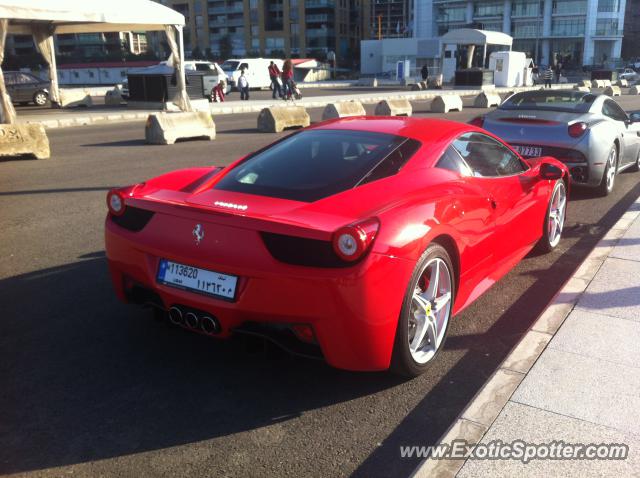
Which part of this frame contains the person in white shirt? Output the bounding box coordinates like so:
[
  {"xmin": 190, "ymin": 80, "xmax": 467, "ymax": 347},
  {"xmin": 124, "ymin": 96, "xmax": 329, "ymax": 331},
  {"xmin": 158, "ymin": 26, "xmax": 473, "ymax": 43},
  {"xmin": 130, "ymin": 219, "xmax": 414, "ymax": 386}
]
[{"xmin": 238, "ymin": 70, "xmax": 249, "ymax": 100}]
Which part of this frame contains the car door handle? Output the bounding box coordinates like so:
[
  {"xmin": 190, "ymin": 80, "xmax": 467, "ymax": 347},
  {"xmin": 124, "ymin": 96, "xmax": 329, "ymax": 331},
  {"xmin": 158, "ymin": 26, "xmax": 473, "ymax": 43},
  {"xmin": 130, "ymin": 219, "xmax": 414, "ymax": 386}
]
[{"xmin": 487, "ymin": 196, "xmax": 497, "ymax": 209}]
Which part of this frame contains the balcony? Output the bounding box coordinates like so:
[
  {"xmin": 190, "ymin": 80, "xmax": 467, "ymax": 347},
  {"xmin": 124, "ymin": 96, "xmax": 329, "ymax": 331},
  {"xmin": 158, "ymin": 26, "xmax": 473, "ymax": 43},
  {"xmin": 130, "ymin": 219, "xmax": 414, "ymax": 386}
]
[
  {"xmin": 305, "ymin": 0, "xmax": 335, "ymax": 8},
  {"xmin": 306, "ymin": 28, "xmax": 335, "ymax": 37},
  {"xmin": 592, "ymin": 28, "xmax": 623, "ymax": 37}
]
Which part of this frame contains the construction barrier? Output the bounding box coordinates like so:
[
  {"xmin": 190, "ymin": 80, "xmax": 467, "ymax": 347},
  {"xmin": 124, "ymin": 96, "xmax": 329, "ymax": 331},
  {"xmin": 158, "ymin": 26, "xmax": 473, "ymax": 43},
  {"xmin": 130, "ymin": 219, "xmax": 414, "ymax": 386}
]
[
  {"xmin": 473, "ymin": 91, "xmax": 501, "ymax": 108},
  {"xmin": 145, "ymin": 111, "xmax": 216, "ymax": 145},
  {"xmin": 578, "ymin": 79, "xmax": 592, "ymax": 88},
  {"xmin": 616, "ymin": 79, "xmax": 629, "ymax": 87},
  {"xmin": 431, "ymin": 95, "xmax": 463, "ymax": 113},
  {"xmin": 257, "ymin": 106, "xmax": 311, "ymax": 133},
  {"xmin": 0, "ymin": 123, "xmax": 50, "ymax": 159},
  {"xmin": 322, "ymin": 100, "xmax": 366, "ymax": 121},
  {"xmin": 374, "ymin": 99, "xmax": 412, "ymax": 117},
  {"xmin": 59, "ymin": 88, "xmax": 92, "ymax": 108},
  {"xmin": 593, "ymin": 80, "xmax": 606, "ymax": 88},
  {"xmin": 573, "ymin": 86, "xmax": 590, "ymax": 92},
  {"xmin": 629, "ymin": 86, "xmax": 640, "ymax": 95},
  {"xmin": 604, "ymin": 85, "xmax": 621, "ymax": 97}
]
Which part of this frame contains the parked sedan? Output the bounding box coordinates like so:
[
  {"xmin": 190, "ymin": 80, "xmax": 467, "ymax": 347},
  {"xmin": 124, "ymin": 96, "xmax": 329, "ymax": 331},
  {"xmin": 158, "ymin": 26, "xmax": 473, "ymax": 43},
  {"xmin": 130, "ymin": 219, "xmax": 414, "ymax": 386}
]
[
  {"xmin": 5, "ymin": 71, "xmax": 49, "ymax": 106},
  {"xmin": 105, "ymin": 117, "xmax": 568, "ymax": 376},
  {"xmin": 471, "ymin": 90, "xmax": 640, "ymax": 195}
]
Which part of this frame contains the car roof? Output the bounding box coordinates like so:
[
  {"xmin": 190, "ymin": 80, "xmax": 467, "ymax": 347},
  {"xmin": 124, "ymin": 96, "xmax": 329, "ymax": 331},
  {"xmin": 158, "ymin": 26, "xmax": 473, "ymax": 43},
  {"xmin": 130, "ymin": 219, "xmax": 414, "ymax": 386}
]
[{"xmin": 310, "ymin": 116, "xmax": 474, "ymax": 143}]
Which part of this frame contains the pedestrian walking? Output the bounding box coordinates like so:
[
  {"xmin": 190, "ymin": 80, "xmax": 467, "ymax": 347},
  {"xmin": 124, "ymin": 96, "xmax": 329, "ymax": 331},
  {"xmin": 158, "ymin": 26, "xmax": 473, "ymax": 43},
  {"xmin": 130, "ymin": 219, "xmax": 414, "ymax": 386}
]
[
  {"xmin": 281, "ymin": 59, "xmax": 294, "ymax": 100},
  {"xmin": 268, "ymin": 61, "xmax": 282, "ymax": 99},
  {"xmin": 543, "ymin": 66, "xmax": 553, "ymax": 88},
  {"xmin": 238, "ymin": 70, "xmax": 249, "ymax": 100},
  {"xmin": 421, "ymin": 64, "xmax": 429, "ymax": 81},
  {"xmin": 554, "ymin": 62, "xmax": 562, "ymax": 84},
  {"xmin": 210, "ymin": 79, "xmax": 225, "ymax": 102}
]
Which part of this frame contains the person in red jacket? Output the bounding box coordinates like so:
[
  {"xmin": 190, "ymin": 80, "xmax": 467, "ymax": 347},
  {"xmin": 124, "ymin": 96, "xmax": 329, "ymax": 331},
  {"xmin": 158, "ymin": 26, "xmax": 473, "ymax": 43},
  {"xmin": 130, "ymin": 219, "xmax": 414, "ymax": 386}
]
[
  {"xmin": 268, "ymin": 61, "xmax": 282, "ymax": 99},
  {"xmin": 281, "ymin": 59, "xmax": 294, "ymax": 100},
  {"xmin": 210, "ymin": 80, "xmax": 225, "ymax": 102}
]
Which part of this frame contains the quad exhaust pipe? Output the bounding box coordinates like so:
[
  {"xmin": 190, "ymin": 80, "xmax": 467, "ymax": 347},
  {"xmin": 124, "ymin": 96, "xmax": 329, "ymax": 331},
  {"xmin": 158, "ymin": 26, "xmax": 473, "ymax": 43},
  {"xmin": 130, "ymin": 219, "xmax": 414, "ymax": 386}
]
[{"xmin": 167, "ymin": 305, "xmax": 220, "ymax": 335}]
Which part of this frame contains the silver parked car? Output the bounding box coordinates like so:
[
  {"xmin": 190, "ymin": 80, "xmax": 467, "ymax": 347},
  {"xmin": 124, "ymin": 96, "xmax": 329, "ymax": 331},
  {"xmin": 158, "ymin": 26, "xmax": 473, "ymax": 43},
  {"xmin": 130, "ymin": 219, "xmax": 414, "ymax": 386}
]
[{"xmin": 471, "ymin": 90, "xmax": 640, "ymax": 195}]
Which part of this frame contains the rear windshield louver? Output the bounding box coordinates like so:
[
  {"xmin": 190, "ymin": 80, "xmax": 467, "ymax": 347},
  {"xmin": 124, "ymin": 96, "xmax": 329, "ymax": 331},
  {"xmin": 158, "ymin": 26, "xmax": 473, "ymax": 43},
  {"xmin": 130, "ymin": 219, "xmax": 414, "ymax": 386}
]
[
  {"xmin": 110, "ymin": 206, "xmax": 155, "ymax": 232},
  {"xmin": 261, "ymin": 232, "xmax": 350, "ymax": 268},
  {"xmin": 498, "ymin": 118, "xmax": 560, "ymax": 125}
]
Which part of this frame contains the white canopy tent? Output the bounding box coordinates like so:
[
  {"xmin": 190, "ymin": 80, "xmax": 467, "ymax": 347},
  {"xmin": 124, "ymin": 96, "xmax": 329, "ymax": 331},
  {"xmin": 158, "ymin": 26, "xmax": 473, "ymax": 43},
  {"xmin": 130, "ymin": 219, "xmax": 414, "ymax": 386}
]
[
  {"xmin": 0, "ymin": 0, "xmax": 190, "ymax": 123},
  {"xmin": 440, "ymin": 28, "xmax": 513, "ymax": 70}
]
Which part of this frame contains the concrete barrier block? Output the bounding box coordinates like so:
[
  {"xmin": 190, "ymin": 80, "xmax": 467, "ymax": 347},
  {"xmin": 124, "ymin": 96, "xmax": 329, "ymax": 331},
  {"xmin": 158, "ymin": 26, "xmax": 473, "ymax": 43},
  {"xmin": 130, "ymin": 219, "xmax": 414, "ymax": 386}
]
[
  {"xmin": 410, "ymin": 83, "xmax": 422, "ymax": 91},
  {"xmin": 145, "ymin": 111, "xmax": 216, "ymax": 145},
  {"xmin": 578, "ymin": 79, "xmax": 592, "ymax": 87},
  {"xmin": 602, "ymin": 79, "xmax": 612, "ymax": 87},
  {"xmin": 427, "ymin": 75, "xmax": 443, "ymax": 89},
  {"xmin": 59, "ymin": 88, "xmax": 92, "ymax": 108},
  {"xmin": 573, "ymin": 86, "xmax": 590, "ymax": 92},
  {"xmin": 420, "ymin": 81, "xmax": 428, "ymax": 89},
  {"xmin": 616, "ymin": 79, "xmax": 629, "ymax": 87},
  {"xmin": 374, "ymin": 99, "xmax": 412, "ymax": 117},
  {"xmin": 473, "ymin": 91, "xmax": 501, "ymax": 108},
  {"xmin": 431, "ymin": 95, "xmax": 463, "ymax": 113},
  {"xmin": 629, "ymin": 86, "xmax": 640, "ymax": 95},
  {"xmin": 559, "ymin": 76, "xmax": 569, "ymax": 83},
  {"xmin": 257, "ymin": 106, "xmax": 310, "ymax": 133},
  {"xmin": 0, "ymin": 123, "xmax": 50, "ymax": 159},
  {"xmin": 322, "ymin": 100, "xmax": 366, "ymax": 121},
  {"xmin": 604, "ymin": 85, "xmax": 621, "ymax": 97},
  {"xmin": 104, "ymin": 88, "xmax": 123, "ymax": 106},
  {"xmin": 593, "ymin": 79, "xmax": 606, "ymax": 88}
]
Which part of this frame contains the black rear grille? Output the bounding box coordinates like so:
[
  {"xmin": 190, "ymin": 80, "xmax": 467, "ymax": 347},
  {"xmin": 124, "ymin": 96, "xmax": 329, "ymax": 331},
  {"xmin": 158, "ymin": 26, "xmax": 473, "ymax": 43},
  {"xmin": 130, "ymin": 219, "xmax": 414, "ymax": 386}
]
[
  {"xmin": 110, "ymin": 206, "xmax": 155, "ymax": 232},
  {"xmin": 260, "ymin": 232, "xmax": 349, "ymax": 268}
]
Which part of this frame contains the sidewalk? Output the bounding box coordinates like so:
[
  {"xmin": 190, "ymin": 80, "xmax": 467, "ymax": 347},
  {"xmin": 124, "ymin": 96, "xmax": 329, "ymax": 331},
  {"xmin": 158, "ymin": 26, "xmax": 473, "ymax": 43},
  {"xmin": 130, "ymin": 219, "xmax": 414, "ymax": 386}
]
[{"xmin": 413, "ymin": 198, "xmax": 640, "ymax": 477}]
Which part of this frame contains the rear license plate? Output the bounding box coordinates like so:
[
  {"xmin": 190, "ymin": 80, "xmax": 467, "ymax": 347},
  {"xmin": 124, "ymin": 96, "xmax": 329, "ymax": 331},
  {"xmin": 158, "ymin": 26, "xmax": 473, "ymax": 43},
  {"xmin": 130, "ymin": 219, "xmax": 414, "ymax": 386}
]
[
  {"xmin": 513, "ymin": 145, "xmax": 543, "ymax": 158},
  {"xmin": 157, "ymin": 259, "xmax": 238, "ymax": 300}
]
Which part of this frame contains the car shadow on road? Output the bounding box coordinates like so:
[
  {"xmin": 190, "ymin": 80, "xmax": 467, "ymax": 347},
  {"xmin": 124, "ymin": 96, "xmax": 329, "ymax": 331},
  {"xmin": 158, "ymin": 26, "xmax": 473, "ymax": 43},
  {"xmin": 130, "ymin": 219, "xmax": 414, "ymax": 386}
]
[{"xmin": 0, "ymin": 256, "xmax": 401, "ymax": 475}]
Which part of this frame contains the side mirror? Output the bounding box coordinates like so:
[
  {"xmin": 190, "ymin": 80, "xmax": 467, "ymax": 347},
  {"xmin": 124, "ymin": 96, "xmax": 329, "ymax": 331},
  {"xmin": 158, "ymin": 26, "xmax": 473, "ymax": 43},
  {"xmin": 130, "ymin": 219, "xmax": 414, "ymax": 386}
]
[
  {"xmin": 540, "ymin": 162, "xmax": 564, "ymax": 180},
  {"xmin": 629, "ymin": 112, "xmax": 640, "ymax": 123}
]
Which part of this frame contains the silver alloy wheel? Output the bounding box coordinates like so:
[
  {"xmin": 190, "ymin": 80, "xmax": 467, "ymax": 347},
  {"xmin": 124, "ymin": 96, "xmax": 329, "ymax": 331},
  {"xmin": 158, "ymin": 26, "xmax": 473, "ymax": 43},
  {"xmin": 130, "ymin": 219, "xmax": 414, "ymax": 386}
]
[
  {"xmin": 548, "ymin": 182, "xmax": 566, "ymax": 248},
  {"xmin": 606, "ymin": 148, "xmax": 617, "ymax": 192},
  {"xmin": 34, "ymin": 92, "xmax": 47, "ymax": 106},
  {"xmin": 408, "ymin": 257, "xmax": 452, "ymax": 364}
]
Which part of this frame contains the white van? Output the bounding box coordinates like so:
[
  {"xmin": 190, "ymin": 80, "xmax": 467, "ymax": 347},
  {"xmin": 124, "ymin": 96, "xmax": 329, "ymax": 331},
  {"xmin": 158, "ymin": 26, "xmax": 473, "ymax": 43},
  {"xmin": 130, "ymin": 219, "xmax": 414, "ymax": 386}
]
[
  {"xmin": 161, "ymin": 60, "xmax": 231, "ymax": 95},
  {"xmin": 220, "ymin": 58, "xmax": 284, "ymax": 90}
]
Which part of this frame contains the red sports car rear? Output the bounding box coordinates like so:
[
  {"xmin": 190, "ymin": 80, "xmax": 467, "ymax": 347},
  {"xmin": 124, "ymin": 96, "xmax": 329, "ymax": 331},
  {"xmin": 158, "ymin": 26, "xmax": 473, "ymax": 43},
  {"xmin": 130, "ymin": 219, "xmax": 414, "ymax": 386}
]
[{"xmin": 105, "ymin": 117, "xmax": 569, "ymax": 376}]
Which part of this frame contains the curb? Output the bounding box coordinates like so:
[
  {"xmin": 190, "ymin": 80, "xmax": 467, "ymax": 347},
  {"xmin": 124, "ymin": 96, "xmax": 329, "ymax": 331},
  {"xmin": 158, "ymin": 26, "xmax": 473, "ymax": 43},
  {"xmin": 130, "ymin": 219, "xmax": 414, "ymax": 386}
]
[
  {"xmin": 410, "ymin": 201, "xmax": 640, "ymax": 478},
  {"xmin": 20, "ymin": 84, "xmax": 575, "ymax": 130}
]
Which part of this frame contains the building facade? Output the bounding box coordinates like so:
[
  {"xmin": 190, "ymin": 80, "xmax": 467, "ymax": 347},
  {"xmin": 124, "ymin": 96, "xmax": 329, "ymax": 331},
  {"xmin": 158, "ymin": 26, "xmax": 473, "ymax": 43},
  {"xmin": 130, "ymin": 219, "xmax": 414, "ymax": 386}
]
[
  {"xmin": 415, "ymin": 0, "xmax": 627, "ymax": 67},
  {"xmin": 6, "ymin": 32, "xmax": 149, "ymax": 59},
  {"xmin": 158, "ymin": 0, "xmax": 370, "ymax": 66},
  {"xmin": 371, "ymin": 0, "xmax": 413, "ymax": 38},
  {"xmin": 621, "ymin": 0, "xmax": 639, "ymax": 59}
]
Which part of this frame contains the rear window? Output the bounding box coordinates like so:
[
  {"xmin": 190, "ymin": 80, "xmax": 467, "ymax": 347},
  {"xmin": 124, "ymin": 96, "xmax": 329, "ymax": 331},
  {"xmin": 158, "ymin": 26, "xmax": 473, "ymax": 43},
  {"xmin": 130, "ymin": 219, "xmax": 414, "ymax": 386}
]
[
  {"xmin": 500, "ymin": 90, "xmax": 596, "ymax": 113},
  {"xmin": 221, "ymin": 61, "xmax": 239, "ymax": 71},
  {"xmin": 214, "ymin": 129, "xmax": 420, "ymax": 202}
]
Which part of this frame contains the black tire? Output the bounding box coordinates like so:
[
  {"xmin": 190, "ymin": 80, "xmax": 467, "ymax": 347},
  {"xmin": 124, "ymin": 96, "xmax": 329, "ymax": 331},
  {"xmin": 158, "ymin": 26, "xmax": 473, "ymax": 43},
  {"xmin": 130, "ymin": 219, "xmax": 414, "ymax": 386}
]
[
  {"xmin": 537, "ymin": 180, "xmax": 567, "ymax": 253},
  {"xmin": 391, "ymin": 243, "xmax": 455, "ymax": 378},
  {"xmin": 598, "ymin": 145, "xmax": 618, "ymax": 196},
  {"xmin": 33, "ymin": 90, "xmax": 48, "ymax": 106},
  {"xmin": 630, "ymin": 150, "xmax": 640, "ymax": 172}
]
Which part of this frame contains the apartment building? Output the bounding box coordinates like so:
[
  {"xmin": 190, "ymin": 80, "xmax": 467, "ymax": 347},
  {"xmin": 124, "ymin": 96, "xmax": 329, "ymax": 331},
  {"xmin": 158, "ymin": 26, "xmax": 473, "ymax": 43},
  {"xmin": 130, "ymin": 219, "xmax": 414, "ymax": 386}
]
[
  {"xmin": 621, "ymin": 0, "xmax": 639, "ymax": 59},
  {"xmin": 371, "ymin": 0, "xmax": 413, "ymax": 38},
  {"xmin": 159, "ymin": 0, "xmax": 370, "ymax": 66},
  {"xmin": 417, "ymin": 0, "xmax": 628, "ymax": 67}
]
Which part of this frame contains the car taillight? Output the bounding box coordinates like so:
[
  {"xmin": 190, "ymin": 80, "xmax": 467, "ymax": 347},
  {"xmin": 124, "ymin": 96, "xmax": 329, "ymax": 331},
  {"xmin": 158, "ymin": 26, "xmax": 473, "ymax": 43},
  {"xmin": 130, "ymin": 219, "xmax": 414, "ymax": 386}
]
[
  {"xmin": 107, "ymin": 189, "xmax": 126, "ymax": 216},
  {"xmin": 469, "ymin": 116, "xmax": 484, "ymax": 127},
  {"xmin": 332, "ymin": 218, "xmax": 380, "ymax": 262},
  {"xmin": 568, "ymin": 122, "xmax": 587, "ymax": 138}
]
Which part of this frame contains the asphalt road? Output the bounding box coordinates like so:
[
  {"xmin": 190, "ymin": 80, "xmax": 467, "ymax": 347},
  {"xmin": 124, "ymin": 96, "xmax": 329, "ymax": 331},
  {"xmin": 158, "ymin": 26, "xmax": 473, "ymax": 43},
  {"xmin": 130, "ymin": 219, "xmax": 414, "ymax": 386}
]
[{"xmin": 2, "ymin": 94, "xmax": 640, "ymax": 478}]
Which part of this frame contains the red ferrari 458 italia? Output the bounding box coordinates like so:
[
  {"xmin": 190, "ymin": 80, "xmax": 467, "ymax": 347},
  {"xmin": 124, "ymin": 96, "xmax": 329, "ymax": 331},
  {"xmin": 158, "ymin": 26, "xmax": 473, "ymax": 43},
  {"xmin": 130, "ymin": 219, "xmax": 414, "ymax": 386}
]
[{"xmin": 105, "ymin": 117, "xmax": 568, "ymax": 376}]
